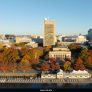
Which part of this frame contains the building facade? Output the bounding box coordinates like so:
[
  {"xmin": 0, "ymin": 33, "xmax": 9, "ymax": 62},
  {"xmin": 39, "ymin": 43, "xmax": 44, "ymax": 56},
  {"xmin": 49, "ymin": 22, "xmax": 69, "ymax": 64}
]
[
  {"xmin": 15, "ymin": 36, "xmax": 32, "ymax": 43},
  {"xmin": 88, "ymin": 29, "xmax": 92, "ymax": 42},
  {"xmin": 49, "ymin": 47, "xmax": 71, "ymax": 60},
  {"xmin": 43, "ymin": 19, "xmax": 56, "ymax": 46},
  {"xmin": 25, "ymin": 42, "xmax": 38, "ymax": 48},
  {"xmin": 76, "ymin": 35, "xmax": 87, "ymax": 43},
  {"xmin": 41, "ymin": 69, "xmax": 91, "ymax": 79}
]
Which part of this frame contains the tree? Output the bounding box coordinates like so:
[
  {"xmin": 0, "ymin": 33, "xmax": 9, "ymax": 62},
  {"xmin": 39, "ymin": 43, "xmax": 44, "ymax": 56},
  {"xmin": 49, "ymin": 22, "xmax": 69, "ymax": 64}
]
[
  {"xmin": 49, "ymin": 57, "xmax": 56, "ymax": 63},
  {"xmin": 87, "ymin": 56, "xmax": 92, "ymax": 64},
  {"xmin": 84, "ymin": 56, "xmax": 92, "ymax": 68},
  {"xmin": 30, "ymin": 58, "xmax": 39, "ymax": 65},
  {"xmin": 80, "ymin": 49, "xmax": 89, "ymax": 61},
  {"xmin": 0, "ymin": 61, "xmax": 9, "ymax": 72},
  {"xmin": 0, "ymin": 48, "xmax": 20, "ymax": 72},
  {"xmin": 20, "ymin": 47, "xmax": 31, "ymax": 57},
  {"xmin": 8, "ymin": 63, "xmax": 17, "ymax": 72},
  {"xmin": 0, "ymin": 53, "xmax": 4, "ymax": 63},
  {"xmin": 41, "ymin": 62, "xmax": 50, "ymax": 71},
  {"xmin": 68, "ymin": 43, "xmax": 82, "ymax": 53},
  {"xmin": 63, "ymin": 61, "xmax": 72, "ymax": 72},
  {"xmin": 2, "ymin": 48, "xmax": 20, "ymax": 64},
  {"xmin": 50, "ymin": 63, "xmax": 60, "ymax": 71},
  {"xmin": 44, "ymin": 46, "xmax": 52, "ymax": 52},
  {"xmin": 18, "ymin": 59, "xmax": 31, "ymax": 72},
  {"xmin": 0, "ymin": 44, "xmax": 4, "ymax": 53},
  {"xmin": 15, "ymin": 42, "xmax": 28, "ymax": 47},
  {"xmin": 21, "ymin": 54, "xmax": 31, "ymax": 63},
  {"xmin": 74, "ymin": 57, "xmax": 85, "ymax": 70},
  {"xmin": 79, "ymin": 49, "xmax": 92, "ymax": 69}
]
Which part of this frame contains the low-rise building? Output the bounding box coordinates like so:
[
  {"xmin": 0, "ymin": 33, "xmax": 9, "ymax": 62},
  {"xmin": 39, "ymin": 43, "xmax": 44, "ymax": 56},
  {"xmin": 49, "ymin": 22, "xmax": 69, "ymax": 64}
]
[
  {"xmin": 25, "ymin": 42, "xmax": 38, "ymax": 48},
  {"xmin": 16, "ymin": 36, "xmax": 32, "ymax": 43},
  {"xmin": 62, "ymin": 35, "xmax": 77, "ymax": 42},
  {"xmin": 41, "ymin": 69, "xmax": 91, "ymax": 79},
  {"xmin": 57, "ymin": 42, "xmax": 74, "ymax": 47},
  {"xmin": 41, "ymin": 73, "xmax": 56, "ymax": 79},
  {"xmin": 76, "ymin": 35, "xmax": 87, "ymax": 43},
  {"xmin": 64, "ymin": 70, "xmax": 91, "ymax": 78}
]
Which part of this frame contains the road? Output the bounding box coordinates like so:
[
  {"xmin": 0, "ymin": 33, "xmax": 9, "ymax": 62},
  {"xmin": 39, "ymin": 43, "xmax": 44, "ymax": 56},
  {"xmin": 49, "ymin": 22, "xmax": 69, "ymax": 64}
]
[{"xmin": 0, "ymin": 78, "xmax": 92, "ymax": 83}]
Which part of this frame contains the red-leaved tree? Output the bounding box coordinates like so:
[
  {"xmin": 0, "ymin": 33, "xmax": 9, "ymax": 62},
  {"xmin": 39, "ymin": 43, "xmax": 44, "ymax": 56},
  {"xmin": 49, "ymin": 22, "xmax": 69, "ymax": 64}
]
[{"xmin": 74, "ymin": 57, "xmax": 85, "ymax": 70}]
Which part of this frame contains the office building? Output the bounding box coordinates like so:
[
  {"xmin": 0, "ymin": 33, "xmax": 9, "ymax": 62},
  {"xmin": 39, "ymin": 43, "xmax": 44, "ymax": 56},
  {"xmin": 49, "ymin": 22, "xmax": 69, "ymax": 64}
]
[
  {"xmin": 87, "ymin": 29, "xmax": 92, "ymax": 42},
  {"xmin": 43, "ymin": 19, "xmax": 56, "ymax": 46}
]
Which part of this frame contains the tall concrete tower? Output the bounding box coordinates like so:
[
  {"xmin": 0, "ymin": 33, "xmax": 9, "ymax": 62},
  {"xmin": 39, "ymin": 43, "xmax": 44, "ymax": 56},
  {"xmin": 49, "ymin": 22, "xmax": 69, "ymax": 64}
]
[{"xmin": 43, "ymin": 18, "xmax": 56, "ymax": 46}]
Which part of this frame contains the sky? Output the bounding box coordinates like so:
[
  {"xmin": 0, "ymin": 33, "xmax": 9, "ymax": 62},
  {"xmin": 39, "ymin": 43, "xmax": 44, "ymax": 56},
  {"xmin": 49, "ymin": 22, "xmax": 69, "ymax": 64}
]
[{"xmin": 0, "ymin": 0, "xmax": 92, "ymax": 36}]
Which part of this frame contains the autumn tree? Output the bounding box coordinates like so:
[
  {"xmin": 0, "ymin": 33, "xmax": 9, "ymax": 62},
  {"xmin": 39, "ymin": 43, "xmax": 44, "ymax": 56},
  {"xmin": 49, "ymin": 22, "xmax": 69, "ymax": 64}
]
[
  {"xmin": 68, "ymin": 43, "xmax": 82, "ymax": 53},
  {"xmin": 74, "ymin": 57, "xmax": 85, "ymax": 70},
  {"xmin": 44, "ymin": 46, "xmax": 52, "ymax": 52},
  {"xmin": 41, "ymin": 62, "xmax": 50, "ymax": 71},
  {"xmin": 63, "ymin": 60, "xmax": 72, "ymax": 72},
  {"xmin": 43, "ymin": 46, "xmax": 52, "ymax": 60},
  {"xmin": 18, "ymin": 59, "xmax": 31, "ymax": 72},
  {"xmin": 0, "ymin": 53, "xmax": 4, "ymax": 63},
  {"xmin": 2, "ymin": 48, "xmax": 20, "ymax": 64},
  {"xmin": 49, "ymin": 57, "xmax": 56, "ymax": 63},
  {"xmin": 20, "ymin": 47, "xmax": 31, "ymax": 57},
  {"xmin": 80, "ymin": 49, "xmax": 89, "ymax": 61},
  {"xmin": 15, "ymin": 42, "xmax": 28, "ymax": 47},
  {"xmin": 0, "ymin": 63, "xmax": 9, "ymax": 72},
  {"xmin": 79, "ymin": 49, "xmax": 92, "ymax": 68},
  {"xmin": 0, "ymin": 44, "xmax": 4, "ymax": 53},
  {"xmin": 21, "ymin": 54, "xmax": 31, "ymax": 63},
  {"xmin": 0, "ymin": 48, "xmax": 20, "ymax": 72},
  {"xmin": 50, "ymin": 62, "xmax": 60, "ymax": 71},
  {"xmin": 85, "ymin": 56, "xmax": 92, "ymax": 68},
  {"xmin": 8, "ymin": 63, "xmax": 17, "ymax": 72},
  {"xmin": 30, "ymin": 48, "xmax": 43, "ymax": 59}
]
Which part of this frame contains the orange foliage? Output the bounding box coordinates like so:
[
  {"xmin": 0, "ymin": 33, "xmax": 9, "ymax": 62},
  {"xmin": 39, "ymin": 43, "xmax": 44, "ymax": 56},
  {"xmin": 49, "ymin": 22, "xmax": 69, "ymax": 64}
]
[
  {"xmin": 41, "ymin": 62, "xmax": 50, "ymax": 71},
  {"xmin": 50, "ymin": 63, "xmax": 60, "ymax": 70},
  {"xmin": 49, "ymin": 57, "xmax": 55, "ymax": 63},
  {"xmin": 86, "ymin": 56, "xmax": 92, "ymax": 65},
  {"xmin": 74, "ymin": 57, "xmax": 85, "ymax": 70}
]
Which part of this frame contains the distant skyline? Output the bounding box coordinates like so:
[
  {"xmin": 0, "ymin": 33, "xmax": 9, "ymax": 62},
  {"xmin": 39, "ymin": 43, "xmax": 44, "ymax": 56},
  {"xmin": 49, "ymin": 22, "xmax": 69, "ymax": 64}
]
[{"xmin": 0, "ymin": 0, "xmax": 92, "ymax": 35}]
